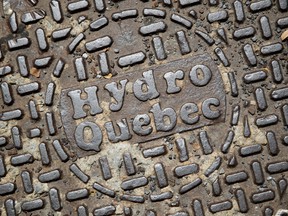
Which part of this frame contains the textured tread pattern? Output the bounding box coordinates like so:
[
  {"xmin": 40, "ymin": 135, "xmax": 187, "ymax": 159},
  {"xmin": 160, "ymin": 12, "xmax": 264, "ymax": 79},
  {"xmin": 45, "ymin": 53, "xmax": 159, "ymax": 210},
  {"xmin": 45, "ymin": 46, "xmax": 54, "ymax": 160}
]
[{"xmin": 0, "ymin": 0, "xmax": 288, "ymax": 215}]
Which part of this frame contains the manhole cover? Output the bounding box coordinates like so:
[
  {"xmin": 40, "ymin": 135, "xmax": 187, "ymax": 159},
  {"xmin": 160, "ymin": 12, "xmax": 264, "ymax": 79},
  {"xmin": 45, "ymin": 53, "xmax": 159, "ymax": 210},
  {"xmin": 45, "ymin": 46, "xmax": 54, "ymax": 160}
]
[{"xmin": 0, "ymin": 0, "xmax": 288, "ymax": 215}]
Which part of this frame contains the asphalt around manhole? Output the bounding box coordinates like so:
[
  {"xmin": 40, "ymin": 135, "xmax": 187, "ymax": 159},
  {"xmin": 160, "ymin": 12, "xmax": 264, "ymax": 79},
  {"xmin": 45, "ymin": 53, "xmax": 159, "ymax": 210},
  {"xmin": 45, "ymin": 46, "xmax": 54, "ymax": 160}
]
[{"xmin": 0, "ymin": 0, "xmax": 288, "ymax": 215}]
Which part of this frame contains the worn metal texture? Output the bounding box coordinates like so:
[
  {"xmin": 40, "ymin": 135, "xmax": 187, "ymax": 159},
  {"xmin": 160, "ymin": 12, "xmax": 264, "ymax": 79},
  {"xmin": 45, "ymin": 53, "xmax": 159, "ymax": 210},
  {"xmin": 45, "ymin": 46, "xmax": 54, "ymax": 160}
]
[{"xmin": 0, "ymin": 0, "xmax": 288, "ymax": 215}]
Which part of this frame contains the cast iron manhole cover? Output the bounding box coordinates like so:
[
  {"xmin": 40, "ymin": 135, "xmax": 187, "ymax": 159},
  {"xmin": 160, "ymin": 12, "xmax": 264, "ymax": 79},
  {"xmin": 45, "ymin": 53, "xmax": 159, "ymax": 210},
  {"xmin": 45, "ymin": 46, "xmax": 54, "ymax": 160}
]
[{"xmin": 0, "ymin": 0, "xmax": 288, "ymax": 215}]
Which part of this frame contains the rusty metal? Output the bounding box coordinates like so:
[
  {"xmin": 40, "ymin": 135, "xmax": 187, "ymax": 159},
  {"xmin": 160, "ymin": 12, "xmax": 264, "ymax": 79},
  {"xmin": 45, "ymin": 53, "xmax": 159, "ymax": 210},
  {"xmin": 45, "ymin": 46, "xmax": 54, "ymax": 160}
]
[{"xmin": 0, "ymin": 0, "xmax": 288, "ymax": 215}]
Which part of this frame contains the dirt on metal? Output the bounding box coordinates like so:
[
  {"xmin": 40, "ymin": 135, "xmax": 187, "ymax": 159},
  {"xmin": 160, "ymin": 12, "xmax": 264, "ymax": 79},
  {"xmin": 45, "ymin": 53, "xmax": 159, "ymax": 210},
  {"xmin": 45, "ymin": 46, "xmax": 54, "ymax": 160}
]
[{"xmin": 0, "ymin": 0, "xmax": 288, "ymax": 215}]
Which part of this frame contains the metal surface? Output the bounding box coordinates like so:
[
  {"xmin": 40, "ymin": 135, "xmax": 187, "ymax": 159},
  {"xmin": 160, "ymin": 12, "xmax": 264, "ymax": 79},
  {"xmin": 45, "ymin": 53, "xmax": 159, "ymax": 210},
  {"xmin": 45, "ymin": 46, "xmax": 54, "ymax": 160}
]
[{"xmin": 0, "ymin": 0, "xmax": 288, "ymax": 215}]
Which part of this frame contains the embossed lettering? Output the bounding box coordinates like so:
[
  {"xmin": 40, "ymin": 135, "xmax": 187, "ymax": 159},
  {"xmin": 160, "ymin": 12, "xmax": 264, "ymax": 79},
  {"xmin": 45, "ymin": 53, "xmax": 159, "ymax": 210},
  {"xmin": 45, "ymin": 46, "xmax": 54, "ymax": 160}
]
[
  {"xmin": 68, "ymin": 86, "xmax": 102, "ymax": 119},
  {"xmin": 104, "ymin": 118, "xmax": 132, "ymax": 142},
  {"xmin": 180, "ymin": 103, "xmax": 199, "ymax": 124},
  {"xmin": 202, "ymin": 98, "xmax": 221, "ymax": 119},
  {"xmin": 164, "ymin": 70, "xmax": 184, "ymax": 94},
  {"xmin": 133, "ymin": 70, "xmax": 159, "ymax": 101},
  {"xmin": 132, "ymin": 114, "xmax": 152, "ymax": 136},
  {"xmin": 60, "ymin": 54, "xmax": 226, "ymax": 157},
  {"xmin": 75, "ymin": 121, "xmax": 102, "ymax": 151},
  {"xmin": 189, "ymin": 65, "xmax": 212, "ymax": 86},
  {"xmin": 104, "ymin": 79, "xmax": 128, "ymax": 112},
  {"xmin": 150, "ymin": 103, "xmax": 177, "ymax": 132}
]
